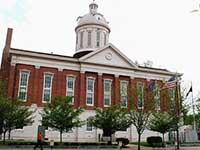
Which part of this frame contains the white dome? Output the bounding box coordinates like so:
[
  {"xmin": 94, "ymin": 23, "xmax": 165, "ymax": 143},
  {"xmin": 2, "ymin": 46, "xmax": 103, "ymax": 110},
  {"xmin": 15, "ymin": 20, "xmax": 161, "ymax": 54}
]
[
  {"xmin": 75, "ymin": 2, "xmax": 110, "ymax": 31},
  {"xmin": 76, "ymin": 13, "xmax": 110, "ymax": 31},
  {"xmin": 74, "ymin": 1, "xmax": 110, "ymax": 58}
]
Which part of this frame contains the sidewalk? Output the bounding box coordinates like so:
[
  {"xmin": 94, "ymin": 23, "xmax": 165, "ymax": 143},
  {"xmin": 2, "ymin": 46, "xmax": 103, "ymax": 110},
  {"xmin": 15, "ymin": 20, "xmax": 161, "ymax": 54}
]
[{"xmin": 126, "ymin": 144, "xmax": 200, "ymax": 150}]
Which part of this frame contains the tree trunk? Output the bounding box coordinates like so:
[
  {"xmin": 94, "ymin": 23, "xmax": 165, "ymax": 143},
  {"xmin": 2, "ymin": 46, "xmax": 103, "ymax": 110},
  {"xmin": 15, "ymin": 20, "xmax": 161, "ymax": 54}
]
[
  {"xmin": 138, "ymin": 133, "xmax": 141, "ymax": 150},
  {"xmin": 8, "ymin": 129, "xmax": 11, "ymax": 140},
  {"xmin": 162, "ymin": 133, "xmax": 165, "ymax": 147},
  {"xmin": 0, "ymin": 127, "xmax": 2, "ymax": 140},
  {"xmin": 3, "ymin": 131, "xmax": 6, "ymax": 144},
  {"xmin": 60, "ymin": 131, "xmax": 62, "ymax": 143},
  {"xmin": 110, "ymin": 134, "xmax": 112, "ymax": 145}
]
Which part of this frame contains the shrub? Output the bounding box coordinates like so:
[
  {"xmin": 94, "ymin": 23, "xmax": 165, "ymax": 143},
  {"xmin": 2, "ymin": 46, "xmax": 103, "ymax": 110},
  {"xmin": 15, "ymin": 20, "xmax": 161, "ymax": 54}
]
[
  {"xmin": 147, "ymin": 136, "xmax": 162, "ymax": 147},
  {"xmin": 116, "ymin": 138, "xmax": 129, "ymax": 146}
]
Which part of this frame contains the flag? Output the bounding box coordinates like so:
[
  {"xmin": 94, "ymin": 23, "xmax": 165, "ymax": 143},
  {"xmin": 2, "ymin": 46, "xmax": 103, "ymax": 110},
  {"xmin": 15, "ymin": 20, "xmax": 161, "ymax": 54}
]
[
  {"xmin": 186, "ymin": 86, "xmax": 192, "ymax": 97},
  {"xmin": 161, "ymin": 75, "xmax": 177, "ymax": 90},
  {"xmin": 147, "ymin": 81, "xmax": 156, "ymax": 92}
]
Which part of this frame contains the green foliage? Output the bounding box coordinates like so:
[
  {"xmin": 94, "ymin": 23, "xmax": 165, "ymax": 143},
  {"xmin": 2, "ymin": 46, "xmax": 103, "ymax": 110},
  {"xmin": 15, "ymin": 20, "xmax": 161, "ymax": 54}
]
[
  {"xmin": 0, "ymin": 80, "xmax": 34, "ymax": 142},
  {"xmin": 91, "ymin": 105, "xmax": 131, "ymax": 140},
  {"xmin": 41, "ymin": 96, "xmax": 85, "ymax": 143},
  {"xmin": 148, "ymin": 112, "xmax": 174, "ymax": 143},
  {"xmin": 129, "ymin": 109, "xmax": 151, "ymax": 136},
  {"xmin": 146, "ymin": 136, "xmax": 162, "ymax": 147},
  {"xmin": 129, "ymin": 85, "xmax": 155, "ymax": 150}
]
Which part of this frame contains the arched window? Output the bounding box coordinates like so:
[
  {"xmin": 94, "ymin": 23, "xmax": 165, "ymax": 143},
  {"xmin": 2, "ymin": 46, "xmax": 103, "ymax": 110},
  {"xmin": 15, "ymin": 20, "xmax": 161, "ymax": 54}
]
[
  {"xmin": 96, "ymin": 30, "xmax": 100, "ymax": 47},
  {"xmin": 86, "ymin": 117, "xmax": 93, "ymax": 131},
  {"xmin": 80, "ymin": 31, "xmax": 84, "ymax": 48}
]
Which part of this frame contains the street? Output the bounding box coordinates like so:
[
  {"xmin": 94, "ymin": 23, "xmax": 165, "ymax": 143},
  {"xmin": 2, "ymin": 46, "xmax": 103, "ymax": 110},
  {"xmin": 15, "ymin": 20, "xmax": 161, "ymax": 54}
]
[{"xmin": 0, "ymin": 145, "xmax": 200, "ymax": 150}]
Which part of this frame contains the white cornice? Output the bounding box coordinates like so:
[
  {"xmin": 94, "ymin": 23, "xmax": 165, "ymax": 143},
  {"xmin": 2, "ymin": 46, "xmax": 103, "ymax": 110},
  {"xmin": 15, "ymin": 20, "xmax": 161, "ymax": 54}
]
[
  {"xmin": 9, "ymin": 48, "xmax": 180, "ymax": 81},
  {"xmin": 11, "ymin": 56, "xmax": 80, "ymax": 71},
  {"xmin": 10, "ymin": 49, "xmax": 78, "ymax": 62}
]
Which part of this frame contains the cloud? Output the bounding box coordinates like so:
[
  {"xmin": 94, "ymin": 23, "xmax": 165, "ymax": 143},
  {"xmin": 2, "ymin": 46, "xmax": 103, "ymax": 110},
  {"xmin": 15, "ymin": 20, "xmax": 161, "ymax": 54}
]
[{"xmin": 0, "ymin": 0, "xmax": 28, "ymax": 24}]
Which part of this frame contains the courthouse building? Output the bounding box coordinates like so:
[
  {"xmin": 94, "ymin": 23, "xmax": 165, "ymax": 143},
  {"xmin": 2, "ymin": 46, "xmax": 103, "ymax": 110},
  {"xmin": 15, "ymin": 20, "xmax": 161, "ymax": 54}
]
[{"xmin": 0, "ymin": 1, "xmax": 180, "ymax": 142}]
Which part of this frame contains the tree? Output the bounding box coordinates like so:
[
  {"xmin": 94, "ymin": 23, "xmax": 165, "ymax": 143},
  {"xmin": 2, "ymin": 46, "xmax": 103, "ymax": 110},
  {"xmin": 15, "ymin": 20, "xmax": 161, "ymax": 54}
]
[
  {"xmin": 41, "ymin": 96, "xmax": 84, "ymax": 143},
  {"xmin": 148, "ymin": 112, "xmax": 174, "ymax": 145},
  {"xmin": 91, "ymin": 105, "xmax": 131, "ymax": 144},
  {"xmin": 0, "ymin": 81, "xmax": 34, "ymax": 142},
  {"xmin": 129, "ymin": 109, "xmax": 152, "ymax": 150},
  {"xmin": 0, "ymin": 98, "xmax": 34, "ymax": 143},
  {"xmin": 128, "ymin": 80, "xmax": 157, "ymax": 150},
  {"xmin": 166, "ymin": 84, "xmax": 183, "ymax": 150}
]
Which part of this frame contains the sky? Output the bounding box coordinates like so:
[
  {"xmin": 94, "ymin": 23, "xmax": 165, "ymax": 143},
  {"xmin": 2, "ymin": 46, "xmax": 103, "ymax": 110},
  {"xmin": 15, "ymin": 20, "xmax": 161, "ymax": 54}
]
[{"xmin": 0, "ymin": 0, "xmax": 200, "ymax": 107}]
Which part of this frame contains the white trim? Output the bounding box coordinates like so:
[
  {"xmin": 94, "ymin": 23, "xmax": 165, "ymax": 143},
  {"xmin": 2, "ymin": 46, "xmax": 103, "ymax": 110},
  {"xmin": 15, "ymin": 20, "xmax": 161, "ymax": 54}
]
[
  {"xmin": 42, "ymin": 73, "xmax": 54, "ymax": 103},
  {"xmin": 10, "ymin": 49, "xmax": 78, "ymax": 62},
  {"xmin": 10, "ymin": 53, "xmax": 178, "ymax": 82},
  {"xmin": 86, "ymin": 77, "xmax": 95, "ymax": 106},
  {"xmin": 58, "ymin": 68, "xmax": 63, "ymax": 71},
  {"xmin": 103, "ymin": 79, "xmax": 112, "ymax": 107},
  {"xmin": 18, "ymin": 70, "xmax": 30, "ymax": 102},
  {"xmin": 11, "ymin": 55, "xmax": 80, "ymax": 72},
  {"xmin": 79, "ymin": 43, "xmax": 138, "ymax": 68},
  {"xmin": 35, "ymin": 65, "xmax": 40, "ymax": 69},
  {"xmin": 66, "ymin": 74, "xmax": 77, "ymax": 78},
  {"xmin": 66, "ymin": 76, "xmax": 76, "ymax": 104}
]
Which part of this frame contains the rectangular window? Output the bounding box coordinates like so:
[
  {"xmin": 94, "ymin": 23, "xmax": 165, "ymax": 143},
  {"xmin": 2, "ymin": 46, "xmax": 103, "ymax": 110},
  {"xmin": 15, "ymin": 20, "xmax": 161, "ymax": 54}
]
[
  {"xmin": 137, "ymin": 82, "xmax": 144, "ymax": 109},
  {"xmin": 18, "ymin": 70, "xmax": 30, "ymax": 101},
  {"xmin": 80, "ymin": 31, "xmax": 84, "ymax": 48},
  {"xmin": 154, "ymin": 83, "xmax": 160, "ymax": 110},
  {"xmin": 96, "ymin": 31, "xmax": 100, "ymax": 47},
  {"xmin": 87, "ymin": 31, "xmax": 92, "ymax": 47},
  {"xmin": 66, "ymin": 76, "xmax": 75, "ymax": 104},
  {"xmin": 168, "ymin": 88, "xmax": 175, "ymax": 108},
  {"xmin": 104, "ymin": 79, "xmax": 112, "ymax": 106},
  {"xmin": 86, "ymin": 118, "xmax": 93, "ymax": 131},
  {"xmin": 42, "ymin": 73, "xmax": 53, "ymax": 103},
  {"xmin": 86, "ymin": 78, "xmax": 95, "ymax": 106},
  {"xmin": 120, "ymin": 81, "xmax": 128, "ymax": 107},
  {"xmin": 104, "ymin": 33, "xmax": 107, "ymax": 46}
]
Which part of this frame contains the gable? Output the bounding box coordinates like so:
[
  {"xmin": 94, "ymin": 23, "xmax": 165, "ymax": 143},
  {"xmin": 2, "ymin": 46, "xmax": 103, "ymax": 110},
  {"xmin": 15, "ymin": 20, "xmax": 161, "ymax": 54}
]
[{"xmin": 79, "ymin": 44, "xmax": 137, "ymax": 69}]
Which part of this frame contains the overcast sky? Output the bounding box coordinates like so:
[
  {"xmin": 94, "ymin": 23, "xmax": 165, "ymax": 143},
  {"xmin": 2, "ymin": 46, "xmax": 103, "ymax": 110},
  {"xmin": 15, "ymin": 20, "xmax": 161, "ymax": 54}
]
[{"xmin": 0, "ymin": 0, "xmax": 200, "ymax": 106}]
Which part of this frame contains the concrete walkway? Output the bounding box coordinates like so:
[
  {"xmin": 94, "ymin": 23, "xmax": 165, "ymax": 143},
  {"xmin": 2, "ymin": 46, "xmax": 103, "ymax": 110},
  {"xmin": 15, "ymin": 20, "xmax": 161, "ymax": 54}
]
[{"xmin": 126, "ymin": 144, "xmax": 200, "ymax": 150}]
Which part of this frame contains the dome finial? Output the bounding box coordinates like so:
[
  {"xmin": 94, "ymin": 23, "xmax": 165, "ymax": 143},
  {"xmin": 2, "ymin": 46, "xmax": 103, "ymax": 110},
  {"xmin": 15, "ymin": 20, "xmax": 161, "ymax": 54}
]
[{"xmin": 89, "ymin": 0, "xmax": 98, "ymax": 14}]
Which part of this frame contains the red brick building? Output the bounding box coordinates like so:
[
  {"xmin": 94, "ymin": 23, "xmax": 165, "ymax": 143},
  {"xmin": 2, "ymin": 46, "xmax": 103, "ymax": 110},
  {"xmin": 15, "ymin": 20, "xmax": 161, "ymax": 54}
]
[{"xmin": 0, "ymin": 1, "xmax": 181, "ymax": 142}]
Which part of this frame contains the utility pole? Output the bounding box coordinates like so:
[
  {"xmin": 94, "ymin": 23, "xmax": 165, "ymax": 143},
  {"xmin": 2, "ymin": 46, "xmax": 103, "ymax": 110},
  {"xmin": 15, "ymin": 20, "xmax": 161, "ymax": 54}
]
[{"xmin": 191, "ymin": 82, "xmax": 197, "ymax": 139}]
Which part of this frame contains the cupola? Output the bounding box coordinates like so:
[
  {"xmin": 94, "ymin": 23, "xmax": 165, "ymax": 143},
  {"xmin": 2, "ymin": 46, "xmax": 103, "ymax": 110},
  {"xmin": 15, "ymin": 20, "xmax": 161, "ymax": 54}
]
[{"xmin": 74, "ymin": 0, "xmax": 110, "ymax": 58}]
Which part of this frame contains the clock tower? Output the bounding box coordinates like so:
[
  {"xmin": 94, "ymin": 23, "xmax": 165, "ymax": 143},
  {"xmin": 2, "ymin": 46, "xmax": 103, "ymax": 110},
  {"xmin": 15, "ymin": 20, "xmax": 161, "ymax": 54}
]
[{"xmin": 74, "ymin": 1, "xmax": 110, "ymax": 58}]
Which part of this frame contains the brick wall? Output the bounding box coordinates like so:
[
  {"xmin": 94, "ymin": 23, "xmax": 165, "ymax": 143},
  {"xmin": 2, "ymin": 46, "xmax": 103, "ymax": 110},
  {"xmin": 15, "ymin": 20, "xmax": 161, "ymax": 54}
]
[{"xmin": 5, "ymin": 63, "xmax": 167, "ymax": 111}]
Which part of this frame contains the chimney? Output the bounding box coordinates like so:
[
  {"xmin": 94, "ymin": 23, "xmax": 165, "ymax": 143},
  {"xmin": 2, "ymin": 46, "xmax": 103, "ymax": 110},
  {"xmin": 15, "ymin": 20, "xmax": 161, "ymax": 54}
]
[
  {"xmin": 5, "ymin": 28, "xmax": 13, "ymax": 48},
  {"xmin": 0, "ymin": 28, "xmax": 13, "ymax": 81}
]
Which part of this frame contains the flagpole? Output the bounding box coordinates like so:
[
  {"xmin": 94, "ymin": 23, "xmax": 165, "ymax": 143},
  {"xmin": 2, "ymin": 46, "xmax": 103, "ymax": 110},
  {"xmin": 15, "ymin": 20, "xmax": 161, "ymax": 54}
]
[{"xmin": 191, "ymin": 82, "xmax": 196, "ymax": 132}]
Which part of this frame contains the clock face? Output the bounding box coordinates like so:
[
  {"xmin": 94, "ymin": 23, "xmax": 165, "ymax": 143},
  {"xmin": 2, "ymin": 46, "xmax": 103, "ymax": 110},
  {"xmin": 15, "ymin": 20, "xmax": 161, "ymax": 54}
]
[
  {"xmin": 105, "ymin": 53, "xmax": 112, "ymax": 60},
  {"xmin": 95, "ymin": 15, "xmax": 101, "ymax": 20}
]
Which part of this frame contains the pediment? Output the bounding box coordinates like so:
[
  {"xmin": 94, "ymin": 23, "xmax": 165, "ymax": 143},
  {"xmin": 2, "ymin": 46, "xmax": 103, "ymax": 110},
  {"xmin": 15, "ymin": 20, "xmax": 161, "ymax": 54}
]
[{"xmin": 79, "ymin": 43, "xmax": 137, "ymax": 69}]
